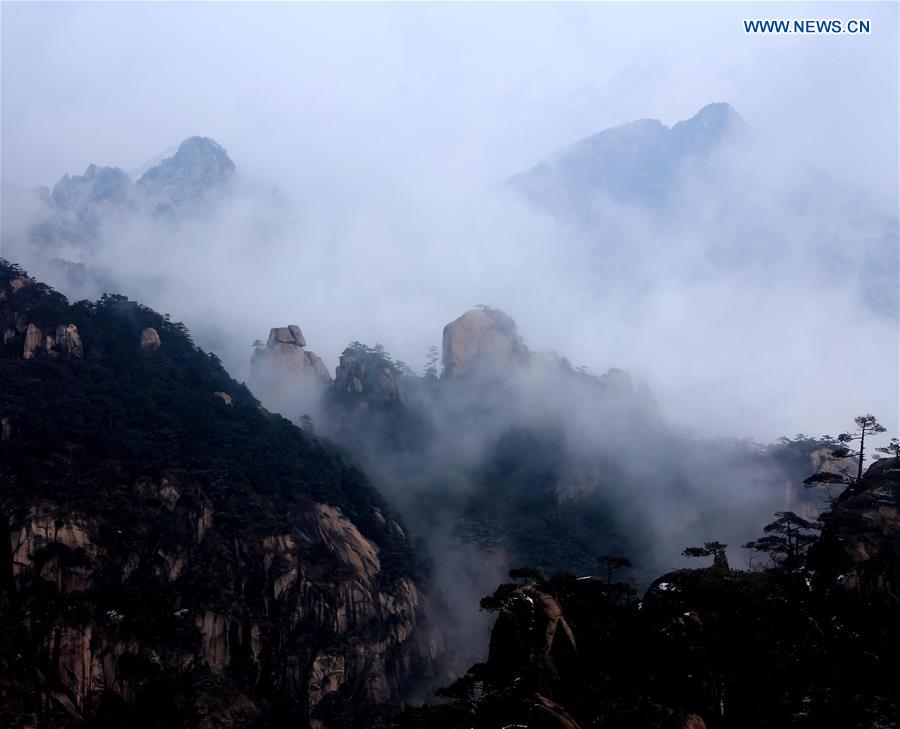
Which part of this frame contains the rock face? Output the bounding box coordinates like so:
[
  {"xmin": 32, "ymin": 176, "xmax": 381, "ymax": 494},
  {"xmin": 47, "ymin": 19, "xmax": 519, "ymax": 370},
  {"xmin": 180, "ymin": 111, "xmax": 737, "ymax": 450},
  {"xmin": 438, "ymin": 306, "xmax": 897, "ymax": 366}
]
[
  {"xmin": 140, "ymin": 326, "xmax": 161, "ymax": 350},
  {"xmin": 55, "ymin": 323, "xmax": 83, "ymax": 358},
  {"xmin": 20, "ymin": 321, "xmax": 82, "ymax": 360},
  {"xmin": 22, "ymin": 322, "xmax": 42, "ymax": 359},
  {"xmin": 441, "ymin": 307, "xmax": 528, "ymax": 381},
  {"xmin": 487, "ymin": 585, "xmax": 578, "ymax": 692},
  {"xmin": 333, "ymin": 352, "xmax": 403, "ymax": 405},
  {"xmin": 813, "ymin": 456, "xmax": 900, "ymax": 620},
  {"xmin": 7, "ymin": 493, "xmax": 439, "ymax": 728}
]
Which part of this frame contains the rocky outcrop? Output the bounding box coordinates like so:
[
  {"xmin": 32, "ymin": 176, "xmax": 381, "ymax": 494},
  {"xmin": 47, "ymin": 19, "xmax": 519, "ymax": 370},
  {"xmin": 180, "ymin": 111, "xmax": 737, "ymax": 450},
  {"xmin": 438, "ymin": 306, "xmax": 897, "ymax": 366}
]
[
  {"xmin": 54, "ymin": 324, "xmax": 83, "ymax": 358},
  {"xmin": 487, "ymin": 585, "xmax": 578, "ymax": 692},
  {"xmin": 21, "ymin": 321, "xmax": 82, "ymax": 360},
  {"xmin": 23, "ymin": 322, "xmax": 42, "ymax": 359},
  {"xmin": 333, "ymin": 352, "xmax": 402, "ymax": 405},
  {"xmin": 140, "ymin": 327, "xmax": 161, "ymax": 350},
  {"xmin": 249, "ymin": 325, "xmax": 330, "ymax": 419},
  {"xmin": 441, "ymin": 307, "xmax": 527, "ymax": 381},
  {"xmin": 813, "ymin": 457, "xmax": 900, "ymax": 607},
  {"xmin": 251, "ymin": 325, "xmax": 330, "ymax": 385}
]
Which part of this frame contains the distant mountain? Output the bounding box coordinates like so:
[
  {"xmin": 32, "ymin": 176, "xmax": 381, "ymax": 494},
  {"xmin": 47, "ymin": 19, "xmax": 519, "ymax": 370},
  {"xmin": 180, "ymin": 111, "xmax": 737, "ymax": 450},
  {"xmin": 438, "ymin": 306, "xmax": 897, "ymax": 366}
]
[
  {"xmin": 135, "ymin": 136, "xmax": 235, "ymax": 215},
  {"xmin": 51, "ymin": 164, "xmax": 132, "ymax": 213},
  {"xmin": 19, "ymin": 137, "xmax": 236, "ymax": 298},
  {"xmin": 509, "ymin": 102, "xmax": 747, "ymax": 215},
  {"xmin": 32, "ymin": 136, "xmax": 235, "ymax": 247}
]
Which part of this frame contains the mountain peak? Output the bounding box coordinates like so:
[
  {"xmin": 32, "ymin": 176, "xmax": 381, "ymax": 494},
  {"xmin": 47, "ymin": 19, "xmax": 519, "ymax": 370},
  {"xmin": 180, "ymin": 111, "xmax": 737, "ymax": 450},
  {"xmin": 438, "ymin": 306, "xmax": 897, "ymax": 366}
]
[
  {"xmin": 172, "ymin": 136, "xmax": 234, "ymax": 167},
  {"xmin": 51, "ymin": 164, "xmax": 132, "ymax": 211},
  {"xmin": 671, "ymin": 102, "xmax": 746, "ymax": 150},
  {"xmin": 510, "ymin": 103, "xmax": 745, "ymax": 214},
  {"xmin": 136, "ymin": 136, "xmax": 235, "ymax": 213}
]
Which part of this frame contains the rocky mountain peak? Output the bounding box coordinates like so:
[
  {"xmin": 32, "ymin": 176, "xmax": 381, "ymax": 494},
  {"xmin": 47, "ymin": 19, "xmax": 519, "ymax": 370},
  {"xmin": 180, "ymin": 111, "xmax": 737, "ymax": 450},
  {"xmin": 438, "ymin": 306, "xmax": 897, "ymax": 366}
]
[
  {"xmin": 509, "ymin": 102, "xmax": 747, "ymax": 214},
  {"xmin": 670, "ymin": 101, "xmax": 746, "ymax": 154},
  {"xmin": 251, "ymin": 324, "xmax": 328, "ymax": 381},
  {"xmin": 249, "ymin": 324, "xmax": 330, "ymax": 416},
  {"xmin": 135, "ymin": 136, "xmax": 235, "ymax": 214},
  {"xmin": 51, "ymin": 164, "xmax": 132, "ymax": 211},
  {"xmin": 441, "ymin": 307, "xmax": 528, "ymax": 381}
]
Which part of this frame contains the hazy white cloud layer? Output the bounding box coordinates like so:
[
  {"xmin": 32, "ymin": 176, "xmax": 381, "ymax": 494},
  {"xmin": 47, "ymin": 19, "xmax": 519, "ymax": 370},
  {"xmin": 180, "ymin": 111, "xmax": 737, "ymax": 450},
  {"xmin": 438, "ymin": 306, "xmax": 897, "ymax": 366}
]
[{"xmin": 2, "ymin": 1, "xmax": 897, "ymax": 443}]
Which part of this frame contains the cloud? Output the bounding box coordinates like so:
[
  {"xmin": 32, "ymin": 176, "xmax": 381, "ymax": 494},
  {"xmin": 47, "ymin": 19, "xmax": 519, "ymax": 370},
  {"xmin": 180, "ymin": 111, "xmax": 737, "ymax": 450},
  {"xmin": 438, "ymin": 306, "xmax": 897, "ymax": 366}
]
[{"xmin": 1, "ymin": 0, "xmax": 896, "ymax": 467}]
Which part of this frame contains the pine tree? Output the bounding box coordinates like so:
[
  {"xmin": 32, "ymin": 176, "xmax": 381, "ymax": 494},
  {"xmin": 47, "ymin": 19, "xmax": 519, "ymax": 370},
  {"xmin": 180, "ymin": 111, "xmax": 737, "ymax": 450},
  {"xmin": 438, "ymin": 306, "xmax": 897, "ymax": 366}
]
[{"xmin": 744, "ymin": 511, "xmax": 820, "ymax": 572}]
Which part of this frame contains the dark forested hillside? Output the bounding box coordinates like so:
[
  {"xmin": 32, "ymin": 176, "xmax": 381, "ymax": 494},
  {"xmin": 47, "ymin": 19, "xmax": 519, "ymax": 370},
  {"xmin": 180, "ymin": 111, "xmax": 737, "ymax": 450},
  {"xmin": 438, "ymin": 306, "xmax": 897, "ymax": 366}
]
[
  {"xmin": 398, "ymin": 458, "xmax": 900, "ymax": 729},
  {"xmin": 0, "ymin": 260, "xmax": 440, "ymax": 729}
]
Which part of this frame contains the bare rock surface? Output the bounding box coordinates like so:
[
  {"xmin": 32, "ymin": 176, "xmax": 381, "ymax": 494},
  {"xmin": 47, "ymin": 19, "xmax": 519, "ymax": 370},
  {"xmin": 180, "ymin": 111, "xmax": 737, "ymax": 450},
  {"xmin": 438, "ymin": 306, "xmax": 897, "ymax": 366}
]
[{"xmin": 441, "ymin": 307, "xmax": 528, "ymax": 381}]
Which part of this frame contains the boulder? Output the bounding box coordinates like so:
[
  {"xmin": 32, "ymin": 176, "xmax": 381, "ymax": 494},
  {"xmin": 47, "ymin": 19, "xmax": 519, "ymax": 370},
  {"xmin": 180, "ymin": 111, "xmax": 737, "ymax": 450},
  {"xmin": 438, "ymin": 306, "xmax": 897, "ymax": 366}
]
[{"xmin": 268, "ymin": 325, "xmax": 307, "ymax": 348}]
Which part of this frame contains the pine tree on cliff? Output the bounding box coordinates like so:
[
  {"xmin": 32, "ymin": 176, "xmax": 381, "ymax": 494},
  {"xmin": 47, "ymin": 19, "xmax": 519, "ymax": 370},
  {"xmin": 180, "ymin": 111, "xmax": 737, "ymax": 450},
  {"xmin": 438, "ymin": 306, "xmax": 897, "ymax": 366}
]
[
  {"xmin": 682, "ymin": 541, "xmax": 729, "ymax": 569},
  {"xmin": 843, "ymin": 415, "xmax": 887, "ymax": 480},
  {"xmin": 744, "ymin": 512, "xmax": 820, "ymax": 572},
  {"xmin": 804, "ymin": 414, "xmax": 886, "ymax": 493},
  {"xmin": 424, "ymin": 345, "xmax": 440, "ymax": 380}
]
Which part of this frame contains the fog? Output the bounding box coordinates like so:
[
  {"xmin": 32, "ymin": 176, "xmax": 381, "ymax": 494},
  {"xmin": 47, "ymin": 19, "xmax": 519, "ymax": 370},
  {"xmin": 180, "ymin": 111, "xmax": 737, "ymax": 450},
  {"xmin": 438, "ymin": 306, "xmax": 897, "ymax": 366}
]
[{"xmin": 1, "ymin": 3, "xmax": 897, "ymax": 460}]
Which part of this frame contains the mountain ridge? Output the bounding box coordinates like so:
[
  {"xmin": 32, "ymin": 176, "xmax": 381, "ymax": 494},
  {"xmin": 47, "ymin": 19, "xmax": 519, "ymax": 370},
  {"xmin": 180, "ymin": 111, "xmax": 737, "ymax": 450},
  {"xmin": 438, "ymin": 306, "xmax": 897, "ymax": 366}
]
[
  {"xmin": 509, "ymin": 102, "xmax": 747, "ymax": 214},
  {"xmin": 0, "ymin": 259, "xmax": 442, "ymax": 728}
]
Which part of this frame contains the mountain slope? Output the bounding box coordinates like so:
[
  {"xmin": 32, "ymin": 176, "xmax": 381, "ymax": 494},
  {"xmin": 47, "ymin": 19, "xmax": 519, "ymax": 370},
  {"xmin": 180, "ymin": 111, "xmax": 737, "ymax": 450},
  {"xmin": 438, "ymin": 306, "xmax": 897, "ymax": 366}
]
[{"xmin": 0, "ymin": 261, "xmax": 440, "ymax": 729}]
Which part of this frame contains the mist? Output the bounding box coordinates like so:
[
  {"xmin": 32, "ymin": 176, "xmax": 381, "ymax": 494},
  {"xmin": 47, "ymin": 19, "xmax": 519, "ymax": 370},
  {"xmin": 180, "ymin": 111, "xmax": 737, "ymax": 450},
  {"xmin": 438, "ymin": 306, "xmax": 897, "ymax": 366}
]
[
  {"xmin": 2, "ymin": 4, "xmax": 897, "ymax": 515},
  {"xmin": 2, "ymin": 0, "xmax": 898, "ymax": 686},
  {"xmin": 3, "ymin": 2, "xmax": 896, "ymax": 447}
]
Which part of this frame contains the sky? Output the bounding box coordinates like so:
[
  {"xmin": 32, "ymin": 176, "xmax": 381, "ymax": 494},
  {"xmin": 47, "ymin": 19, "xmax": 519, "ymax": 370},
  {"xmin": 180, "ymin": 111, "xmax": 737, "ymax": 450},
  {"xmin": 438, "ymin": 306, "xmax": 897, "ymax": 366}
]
[
  {"xmin": 1, "ymin": 1, "xmax": 898, "ymax": 443},
  {"xmin": 2, "ymin": 2, "xmax": 897, "ymax": 192}
]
